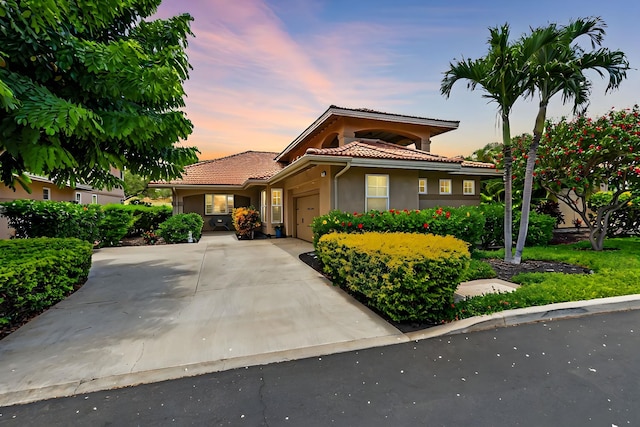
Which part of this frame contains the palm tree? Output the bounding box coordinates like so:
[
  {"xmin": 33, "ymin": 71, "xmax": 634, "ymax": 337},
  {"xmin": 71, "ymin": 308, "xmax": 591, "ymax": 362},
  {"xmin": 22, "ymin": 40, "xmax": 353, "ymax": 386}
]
[
  {"xmin": 442, "ymin": 25, "xmax": 555, "ymax": 262},
  {"xmin": 513, "ymin": 17, "xmax": 629, "ymax": 263}
]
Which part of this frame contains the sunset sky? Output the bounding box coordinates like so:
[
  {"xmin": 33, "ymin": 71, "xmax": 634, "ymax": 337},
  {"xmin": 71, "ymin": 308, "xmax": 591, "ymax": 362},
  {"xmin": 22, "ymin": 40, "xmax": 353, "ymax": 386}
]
[{"xmin": 154, "ymin": 0, "xmax": 639, "ymax": 161}]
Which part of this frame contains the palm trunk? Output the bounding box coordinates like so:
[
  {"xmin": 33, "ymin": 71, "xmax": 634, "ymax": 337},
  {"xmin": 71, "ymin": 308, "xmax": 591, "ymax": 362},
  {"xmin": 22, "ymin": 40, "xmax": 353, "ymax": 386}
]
[
  {"xmin": 502, "ymin": 114, "xmax": 513, "ymax": 262},
  {"xmin": 513, "ymin": 102, "xmax": 547, "ymax": 264}
]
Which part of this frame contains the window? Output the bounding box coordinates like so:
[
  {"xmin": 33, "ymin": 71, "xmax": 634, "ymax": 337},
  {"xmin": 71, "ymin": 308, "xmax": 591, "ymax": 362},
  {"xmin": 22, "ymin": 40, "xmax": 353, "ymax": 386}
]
[
  {"xmin": 271, "ymin": 188, "xmax": 283, "ymax": 223},
  {"xmin": 260, "ymin": 190, "xmax": 267, "ymax": 222},
  {"xmin": 43, "ymin": 187, "xmax": 51, "ymax": 200},
  {"xmin": 91, "ymin": 194, "xmax": 98, "ymax": 204},
  {"xmin": 205, "ymin": 194, "xmax": 234, "ymax": 215},
  {"xmin": 366, "ymin": 174, "xmax": 389, "ymax": 211},
  {"xmin": 439, "ymin": 179, "xmax": 452, "ymax": 195},
  {"xmin": 418, "ymin": 178, "xmax": 427, "ymax": 194},
  {"xmin": 463, "ymin": 180, "xmax": 476, "ymax": 195},
  {"xmin": 75, "ymin": 192, "xmax": 82, "ymax": 204}
]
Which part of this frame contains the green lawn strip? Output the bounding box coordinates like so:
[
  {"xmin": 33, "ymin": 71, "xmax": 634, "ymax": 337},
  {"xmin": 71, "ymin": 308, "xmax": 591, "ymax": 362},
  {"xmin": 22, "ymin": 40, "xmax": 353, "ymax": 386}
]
[{"xmin": 450, "ymin": 237, "xmax": 640, "ymax": 320}]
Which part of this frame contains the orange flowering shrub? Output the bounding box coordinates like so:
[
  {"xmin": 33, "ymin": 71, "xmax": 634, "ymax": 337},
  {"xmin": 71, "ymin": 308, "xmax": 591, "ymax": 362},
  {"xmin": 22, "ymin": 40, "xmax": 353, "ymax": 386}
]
[
  {"xmin": 316, "ymin": 232, "xmax": 470, "ymax": 322},
  {"xmin": 232, "ymin": 206, "xmax": 261, "ymax": 237}
]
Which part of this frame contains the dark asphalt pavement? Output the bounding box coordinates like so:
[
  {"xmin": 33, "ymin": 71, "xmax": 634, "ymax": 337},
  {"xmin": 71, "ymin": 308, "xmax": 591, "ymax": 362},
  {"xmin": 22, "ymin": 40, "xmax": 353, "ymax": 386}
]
[{"xmin": 1, "ymin": 310, "xmax": 638, "ymax": 426}]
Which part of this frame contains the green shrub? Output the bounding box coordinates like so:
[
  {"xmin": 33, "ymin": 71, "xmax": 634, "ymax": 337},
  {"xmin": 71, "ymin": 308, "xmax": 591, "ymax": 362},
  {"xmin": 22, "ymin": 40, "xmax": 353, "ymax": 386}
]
[
  {"xmin": 123, "ymin": 205, "xmax": 172, "ymax": 236},
  {"xmin": 517, "ymin": 211, "xmax": 556, "ymax": 246},
  {"xmin": 0, "ymin": 238, "xmax": 92, "ymax": 326},
  {"xmin": 476, "ymin": 204, "xmax": 505, "ymax": 248},
  {"xmin": 476, "ymin": 205, "xmax": 555, "ymax": 248},
  {"xmin": 311, "ymin": 207, "xmax": 485, "ymax": 248},
  {"xmin": 98, "ymin": 205, "xmax": 135, "ymax": 247},
  {"xmin": 461, "ymin": 258, "xmax": 497, "ymax": 281},
  {"xmin": 316, "ymin": 232, "xmax": 470, "ymax": 322},
  {"xmin": 158, "ymin": 213, "xmax": 204, "ymax": 243},
  {"xmin": 0, "ymin": 199, "xmax": 103, "ymax": 242}
]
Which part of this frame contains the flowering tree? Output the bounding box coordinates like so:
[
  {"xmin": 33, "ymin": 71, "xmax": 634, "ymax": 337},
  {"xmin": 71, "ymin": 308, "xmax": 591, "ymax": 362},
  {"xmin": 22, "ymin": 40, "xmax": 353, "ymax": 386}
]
[{"xmin": 511, "ymin": 106, "xmax": 640, "ymax": 250}]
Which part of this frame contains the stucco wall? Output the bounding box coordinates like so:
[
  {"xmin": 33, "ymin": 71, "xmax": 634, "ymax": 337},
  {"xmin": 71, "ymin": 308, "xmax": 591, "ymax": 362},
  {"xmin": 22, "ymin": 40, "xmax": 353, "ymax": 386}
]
[{"xmin": 418, "ymin": 173, "xmax": 481, "ymax": 209}]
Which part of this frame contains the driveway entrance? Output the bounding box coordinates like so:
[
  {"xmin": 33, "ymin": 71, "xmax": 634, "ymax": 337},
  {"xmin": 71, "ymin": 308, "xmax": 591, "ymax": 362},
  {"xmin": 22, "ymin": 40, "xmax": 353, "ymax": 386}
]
[{"xmin": 0, "ymin": 233, "xmax": 404, "ymax": 406}]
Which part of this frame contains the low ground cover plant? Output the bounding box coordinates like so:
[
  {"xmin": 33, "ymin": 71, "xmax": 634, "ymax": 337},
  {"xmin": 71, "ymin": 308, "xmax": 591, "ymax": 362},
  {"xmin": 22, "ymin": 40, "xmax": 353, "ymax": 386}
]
[
  {"xmin": 0, "ymin": 238, "xmax": 92, "ymax": 328},
  {"xmin": 317, "ymin": 232, "xmax": 470, "ymax": 322},
  {"xmin": 448, "ymin": 237, "xmax": 640, "ymax": 320}
]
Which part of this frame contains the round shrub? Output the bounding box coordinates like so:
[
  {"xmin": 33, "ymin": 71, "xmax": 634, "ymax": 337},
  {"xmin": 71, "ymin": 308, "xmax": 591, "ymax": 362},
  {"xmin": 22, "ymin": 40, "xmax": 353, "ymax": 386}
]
[{"xmin": 158, "ymin": 213, "xmax": 204, "ymax": 244}]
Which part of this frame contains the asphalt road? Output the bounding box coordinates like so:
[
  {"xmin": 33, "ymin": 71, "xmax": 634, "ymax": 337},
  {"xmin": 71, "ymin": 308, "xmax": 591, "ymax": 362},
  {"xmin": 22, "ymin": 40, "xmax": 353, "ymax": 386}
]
[{"xmin": 1, "ymin": 310, "xmax": 638, "ymax": 427}]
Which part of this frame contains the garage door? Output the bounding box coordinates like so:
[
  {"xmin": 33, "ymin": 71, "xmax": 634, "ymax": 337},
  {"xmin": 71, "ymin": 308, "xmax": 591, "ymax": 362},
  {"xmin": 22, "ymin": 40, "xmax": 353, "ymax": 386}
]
[{"xmin": 296, "ymin": 194, "xmax": 319, "ymax": 242}]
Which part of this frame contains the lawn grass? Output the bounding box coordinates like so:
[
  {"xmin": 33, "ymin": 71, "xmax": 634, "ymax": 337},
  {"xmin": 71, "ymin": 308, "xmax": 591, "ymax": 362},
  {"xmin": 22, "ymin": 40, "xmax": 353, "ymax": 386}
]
[{"xmin": 449, "ymin": 237, "xmax": 640, "ymax": 320}]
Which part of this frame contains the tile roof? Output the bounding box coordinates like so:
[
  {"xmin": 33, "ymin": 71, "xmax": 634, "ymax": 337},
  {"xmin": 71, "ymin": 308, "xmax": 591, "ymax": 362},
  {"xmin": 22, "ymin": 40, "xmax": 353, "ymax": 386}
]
[
  {"xmin": 157, "ymin": 151, "xmax": 283, "ymax": 186},
  {"xmin": 306, "ymin": 140, "xmax": 493, "ymax": 165}
]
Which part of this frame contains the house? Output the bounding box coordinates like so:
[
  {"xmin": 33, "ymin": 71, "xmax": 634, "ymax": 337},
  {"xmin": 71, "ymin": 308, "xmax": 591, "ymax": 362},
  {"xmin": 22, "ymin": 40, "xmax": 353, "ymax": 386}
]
[
  {"xmin": 150, "ymin": 106, "xmax": 499, "ymax": 242},
  {"xmin": 0, "ymin": 169, "xmax": 125, "ymax": 239}
]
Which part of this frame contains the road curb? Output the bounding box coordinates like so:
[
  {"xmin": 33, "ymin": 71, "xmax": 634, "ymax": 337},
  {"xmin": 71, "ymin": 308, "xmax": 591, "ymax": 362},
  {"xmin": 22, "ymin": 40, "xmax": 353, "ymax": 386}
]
[{"xmin": 406, "ymin": 294, "xmax": 640, "ymax": 341}]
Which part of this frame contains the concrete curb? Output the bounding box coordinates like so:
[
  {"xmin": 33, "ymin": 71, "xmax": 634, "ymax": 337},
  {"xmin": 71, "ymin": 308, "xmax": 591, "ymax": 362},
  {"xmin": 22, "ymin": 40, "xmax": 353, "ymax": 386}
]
[{"xmin": 406, "ymin": 294, "xmax": 640, "ymax": 341}]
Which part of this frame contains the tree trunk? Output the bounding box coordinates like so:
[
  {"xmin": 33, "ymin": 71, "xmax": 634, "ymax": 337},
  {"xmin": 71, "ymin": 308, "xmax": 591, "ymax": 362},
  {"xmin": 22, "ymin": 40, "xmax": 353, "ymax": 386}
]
[
  {"xmin": 513, "ymin": 102, "xmax": 547, "ymax": 264},
  {"xmin": 502, "ymin": 115, "xmax": 514, "ymax": 262}
]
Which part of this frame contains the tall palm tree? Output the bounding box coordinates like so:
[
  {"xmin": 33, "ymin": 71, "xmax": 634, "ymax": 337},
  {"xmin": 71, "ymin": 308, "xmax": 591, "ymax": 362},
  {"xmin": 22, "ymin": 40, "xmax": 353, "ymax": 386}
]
[
  {"xmin": 442, "ymin": 25, "xmax": 555, "ymax": 262},
  {"xmin": 513, "ymin": 17, "xmax": 629, "ymax": 263}
]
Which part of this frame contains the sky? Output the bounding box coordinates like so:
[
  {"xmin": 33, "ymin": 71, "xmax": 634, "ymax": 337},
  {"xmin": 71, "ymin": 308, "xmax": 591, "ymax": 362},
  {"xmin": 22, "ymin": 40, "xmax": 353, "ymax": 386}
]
[{"xmin": 154, "ymin": 0, "xmax": 640, "ymax": 161}]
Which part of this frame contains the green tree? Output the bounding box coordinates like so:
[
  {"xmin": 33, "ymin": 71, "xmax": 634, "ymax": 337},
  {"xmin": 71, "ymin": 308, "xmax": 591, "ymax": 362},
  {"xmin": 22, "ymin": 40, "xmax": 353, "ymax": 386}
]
[
  {"xmin": 0, "ymin": 0, "xmax": 199, "ymax": 191},
  {"xmin": 513, "ymin": 17, "xmax": 629, "ymax": 262},
  {"xmin": 442, "ymin": 24, "xmax": 556, "ymax": 262},
  {"xmin": 466, "ymin": 142, "xmax": 502, "ymax": 164},
  {"xmin": 511, "ymin": 106, "xmax": 640, "ymax": 250},
  {"xmin": 123, "ymin": 170, "xmax": 148, "ymax": 198}
]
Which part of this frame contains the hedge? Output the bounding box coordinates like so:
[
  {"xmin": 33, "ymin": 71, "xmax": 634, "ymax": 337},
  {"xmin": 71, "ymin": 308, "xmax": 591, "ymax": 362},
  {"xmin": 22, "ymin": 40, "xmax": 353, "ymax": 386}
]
[
  {"xmin": 311, "ymin": 207, "xmax": 485, "ymax": 247},
  {"xmin": 477, "ymin": 205, "xmax": 556, "ymax": 248},
  {"xmin": 0, "ymin": 199, "xmax": 103, "ymax": 242},
  {"xmin": 0, "ymin": 238, "xmax": 93, "ymax": 326},
  {"xmin": 316, "ymin": 232, "xmax": 470, "ymax": 322},
  {"xmin": 0, "ymin": 200, "xmax": 173, "ymax": 246}
]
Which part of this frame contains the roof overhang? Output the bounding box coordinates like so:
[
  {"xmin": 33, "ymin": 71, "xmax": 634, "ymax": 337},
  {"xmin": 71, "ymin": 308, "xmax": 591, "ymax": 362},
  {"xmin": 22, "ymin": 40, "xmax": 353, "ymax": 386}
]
[{"xmin": 275, "ymin": 106, "xmax": 460, "ymax": 162}]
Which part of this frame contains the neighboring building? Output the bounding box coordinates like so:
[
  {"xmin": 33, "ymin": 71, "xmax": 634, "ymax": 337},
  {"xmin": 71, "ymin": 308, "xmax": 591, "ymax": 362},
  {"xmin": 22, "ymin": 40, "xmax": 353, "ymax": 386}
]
[
  {"xmin": 0, "ymin": 169, "xmax": 125, "ymax": 239},
  {"xmin": 150, "ymin": 106, "xmax": 499, "ymax": 242}
]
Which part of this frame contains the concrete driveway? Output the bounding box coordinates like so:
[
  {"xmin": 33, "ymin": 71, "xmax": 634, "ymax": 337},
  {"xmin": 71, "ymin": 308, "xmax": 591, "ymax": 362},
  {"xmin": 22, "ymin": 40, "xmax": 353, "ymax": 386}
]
[{"xmin": 0, "ymin": 233, "xmax": 406, "ymax": 406}]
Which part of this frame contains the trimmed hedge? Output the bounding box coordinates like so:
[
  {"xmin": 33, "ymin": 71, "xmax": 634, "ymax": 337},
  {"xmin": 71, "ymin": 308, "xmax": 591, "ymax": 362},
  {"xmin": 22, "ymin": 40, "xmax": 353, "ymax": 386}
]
[
  {"xmin": 0, "ymin": 238, "xmax": 93, "ymax": 326},
  {"xmin": 158, "ymin": 213, "xmax": 204, "ymax": 243},
  {"xmin": 311, "ymin": 207, "xmax": 485, "ymax": 247},
  {"xmin": 0, "ymin": 200, "xmax": 173, "ymax": 246},
  {"xmin": 316, "ymin": 232, "xmax": 470, "ymax": 322},
  {"xmin": 0, "ymin": 199, "xmax": 103, "ymax": 242}
]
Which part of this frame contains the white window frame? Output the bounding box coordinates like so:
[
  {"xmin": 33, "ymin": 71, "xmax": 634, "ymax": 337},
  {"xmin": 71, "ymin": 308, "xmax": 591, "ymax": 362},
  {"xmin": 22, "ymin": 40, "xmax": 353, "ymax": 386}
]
[
  {"xmin": 91, "ymin": 194, "xmax": 98, "ymax": 204},
  {"xmin": 365, "ymin": 174, "xmax": 389, "ymax": 211},
  {"xmin": 205, "ymin": 194, "xmax": 234, "ymax": 215},
  {"xmin": 75, "ymin": 192, "xmax": 82, "ymax": 204},
  {"xmin": 418, "ymin": 178, "xmax": 427, "ymax": 194},
  {"xmin": 439, "ymin": 179, "xmax": 452, "ymax": 195},
  {"xmin": 271, "ymin": 188, "xmax": 283, "ymax": 224},
  {"xmin": 43, "ymin": 187, "xmax": 51, "ymax": 200},
  {"xmin": 260, "ymin": 190, "xmax": 267, "ymax": 222},
  {"xmin": 463, "ymin": 180, "xmax": 476, "ymax": 195}
]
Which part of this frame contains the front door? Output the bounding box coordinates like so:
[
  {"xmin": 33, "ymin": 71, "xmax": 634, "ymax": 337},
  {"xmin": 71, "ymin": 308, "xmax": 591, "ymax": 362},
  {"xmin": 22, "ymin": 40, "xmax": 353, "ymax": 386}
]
[{"xmin": 296, "ymin": 194, "xmax": 319, "ymax": 242}]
